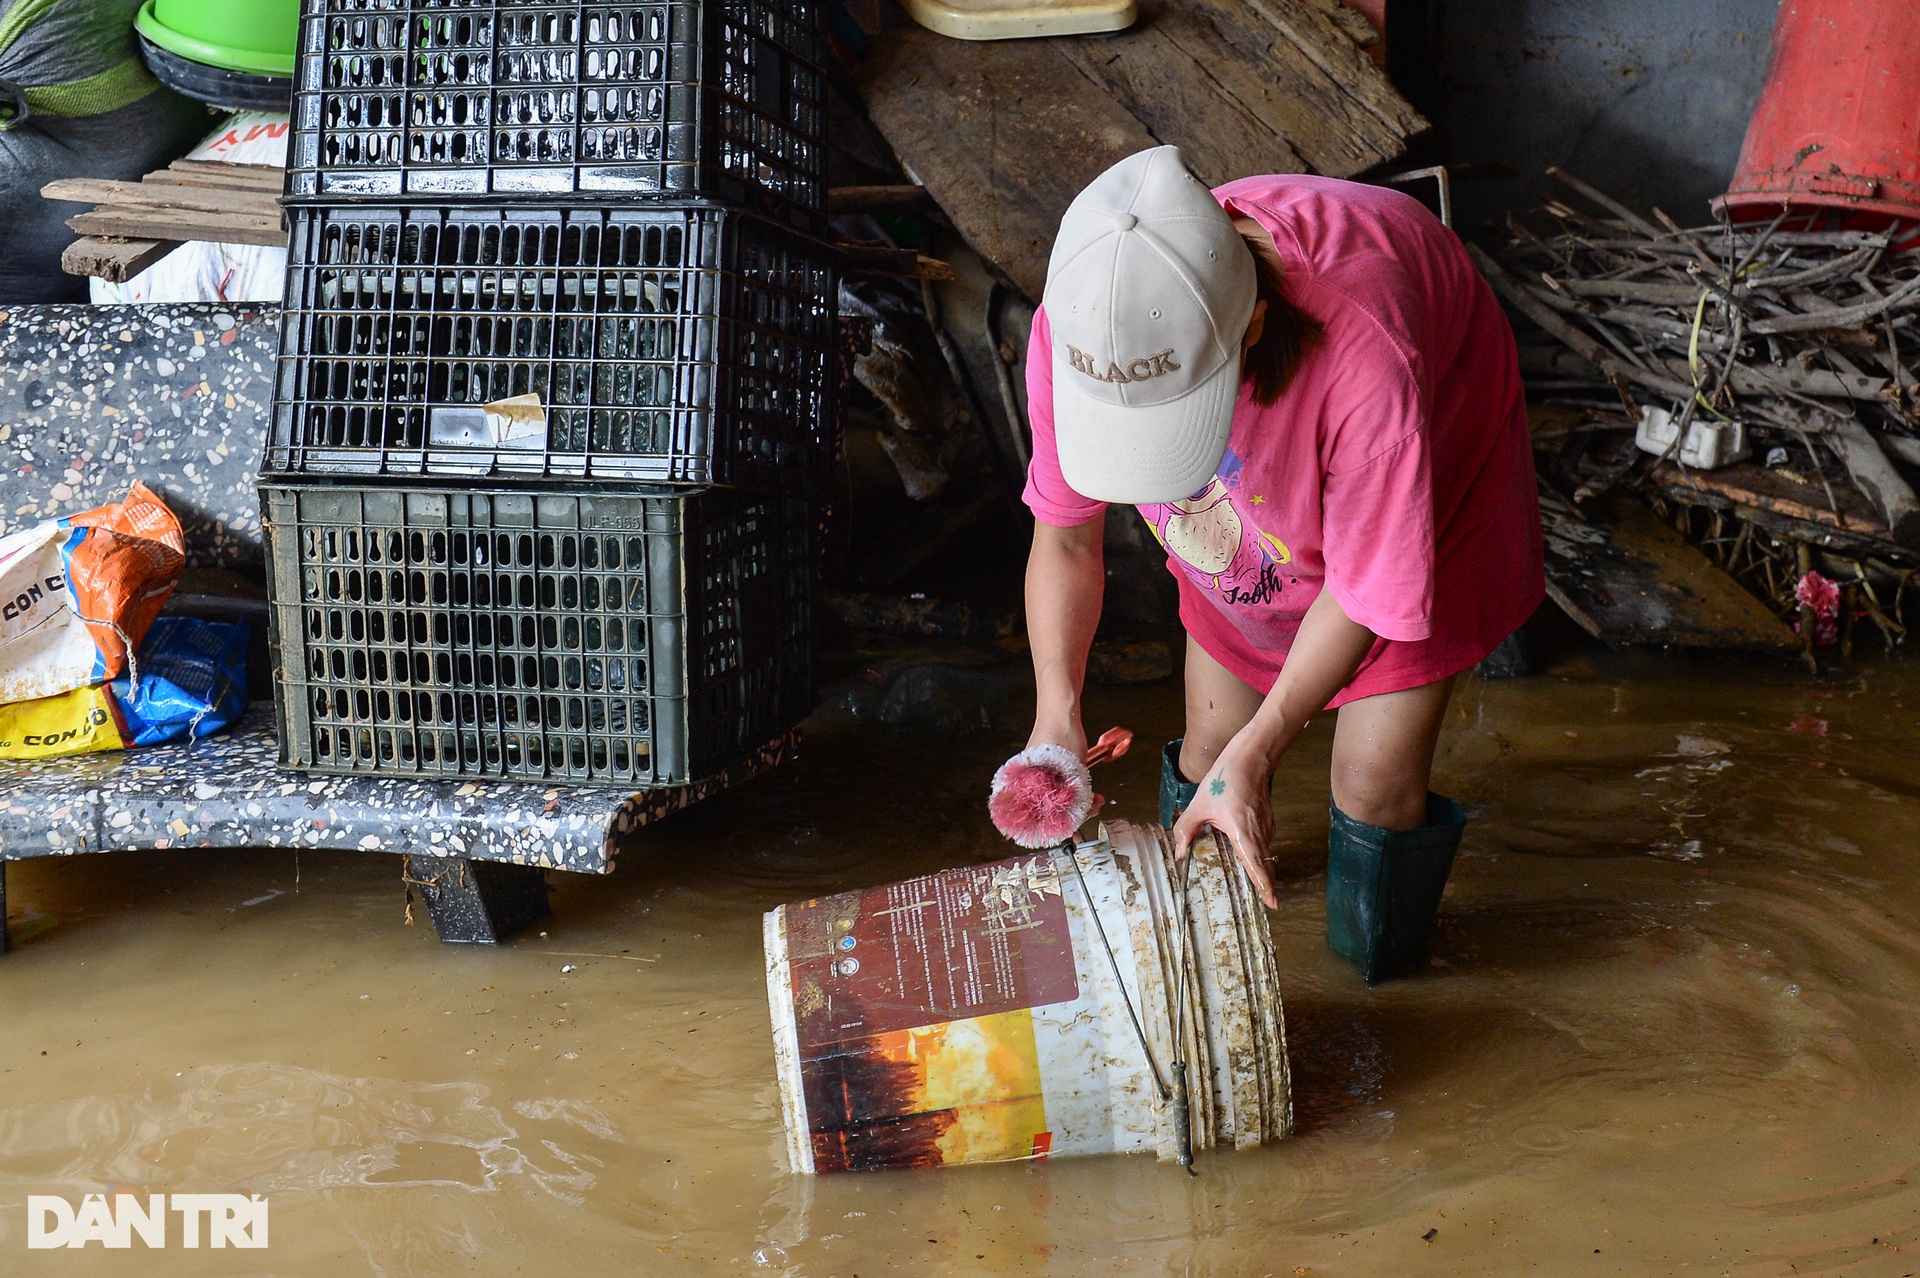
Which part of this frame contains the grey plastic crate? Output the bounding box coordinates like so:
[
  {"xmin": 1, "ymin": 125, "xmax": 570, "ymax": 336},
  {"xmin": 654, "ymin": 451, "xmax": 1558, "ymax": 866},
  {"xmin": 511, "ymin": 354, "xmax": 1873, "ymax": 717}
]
[
  {"xmin": 262, "ymin": 481, "xmax": 813, "ymax": 786},
  {"xmin": 287, "ymin": 0, "xmax": 826, "ymax": 223}
]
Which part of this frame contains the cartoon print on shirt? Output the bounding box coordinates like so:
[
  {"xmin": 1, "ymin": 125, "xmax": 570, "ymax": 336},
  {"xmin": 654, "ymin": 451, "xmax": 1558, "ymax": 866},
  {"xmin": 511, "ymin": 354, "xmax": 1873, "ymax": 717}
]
[
  {"xmin": 1144, "ymin": 445, "xmax": 1292, "ymax": 606},
  {"xmin": 1160, "ymin": 478, "xmax": 1242, "ymax": 576}
]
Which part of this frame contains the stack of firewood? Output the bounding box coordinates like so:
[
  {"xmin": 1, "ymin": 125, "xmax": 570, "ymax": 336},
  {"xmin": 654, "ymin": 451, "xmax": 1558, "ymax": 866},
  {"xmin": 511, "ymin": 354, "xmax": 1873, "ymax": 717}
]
[
  {"xmin": 1475, "ymin": 170, "xmax": 1920, "ymax": 652},
  {"xmin": 1478, "ymin": 170, "xmax": 1920, "ymax": 537},
  {"xmin": 44, "ymin": 159, "xmax": 288, "ymax": 283}
]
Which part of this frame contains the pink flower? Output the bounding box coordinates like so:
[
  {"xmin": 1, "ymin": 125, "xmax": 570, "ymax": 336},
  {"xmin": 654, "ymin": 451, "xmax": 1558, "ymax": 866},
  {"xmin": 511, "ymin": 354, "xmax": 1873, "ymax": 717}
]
[
  {"xmin": 1794, "ymin": 571, "xmax": 1841, "ymax": 647},
  {"xmin": 1795, "ymin": 571, "xmax": 1839, "ymax": 614}
]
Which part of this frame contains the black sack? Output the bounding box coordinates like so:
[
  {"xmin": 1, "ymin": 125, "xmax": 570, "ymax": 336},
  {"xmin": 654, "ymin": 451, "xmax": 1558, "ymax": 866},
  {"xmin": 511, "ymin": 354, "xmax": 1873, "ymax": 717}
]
[{"xmin": 0, "ymin": 0, "xmax": 211, "ymax": 303}]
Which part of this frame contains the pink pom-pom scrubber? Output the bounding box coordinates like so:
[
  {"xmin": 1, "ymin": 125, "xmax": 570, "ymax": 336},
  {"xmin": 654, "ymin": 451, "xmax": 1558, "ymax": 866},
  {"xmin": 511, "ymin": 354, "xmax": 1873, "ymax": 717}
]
[{"xmin": 988, "ymin": 727, "xmax": 1134, "ymax": 848}]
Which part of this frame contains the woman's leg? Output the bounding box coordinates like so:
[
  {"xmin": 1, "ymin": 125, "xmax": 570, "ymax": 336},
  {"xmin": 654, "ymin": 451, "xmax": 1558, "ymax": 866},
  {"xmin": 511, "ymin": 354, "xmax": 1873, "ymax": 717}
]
[
  {"xmin": 1178, "ymin": 634, "xmax": 1267, "ymax": 784},
  {"xmin": 1328, "ymin": 675, "xmax": 1457, "ymax": 831},
  {"xmin": 1324, "ymin": 675, "xmax": 1463, "ymax": 982}
]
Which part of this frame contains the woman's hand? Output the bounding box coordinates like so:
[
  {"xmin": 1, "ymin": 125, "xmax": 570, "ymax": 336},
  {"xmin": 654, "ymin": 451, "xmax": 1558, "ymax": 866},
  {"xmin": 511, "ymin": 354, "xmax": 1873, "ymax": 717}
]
[
  {"xmin": 1173, "ymin": 588, "xmax": 1380, "ymax": 909},
  {"xmin": 1172, "ymin": 736, "xmax": 1279, "ymax": 908}
]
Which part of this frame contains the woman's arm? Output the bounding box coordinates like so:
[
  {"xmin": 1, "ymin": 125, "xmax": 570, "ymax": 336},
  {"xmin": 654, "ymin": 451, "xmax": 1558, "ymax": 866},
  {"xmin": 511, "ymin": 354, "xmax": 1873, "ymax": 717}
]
[
  {"xmin": 1172, "ymin": 586, "xmax": 1376, "ymax": 905},
  {"xmin": 1025, "ymin": 517, "xmax": 1105, "ymax": 756}
]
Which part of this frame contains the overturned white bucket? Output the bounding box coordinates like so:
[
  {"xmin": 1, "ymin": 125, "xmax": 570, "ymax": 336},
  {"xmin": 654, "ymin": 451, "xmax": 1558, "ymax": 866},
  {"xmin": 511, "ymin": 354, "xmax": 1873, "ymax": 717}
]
[{"xmin": 764, "ymin": 821, "xmax": 1291, "ymax": 1173}]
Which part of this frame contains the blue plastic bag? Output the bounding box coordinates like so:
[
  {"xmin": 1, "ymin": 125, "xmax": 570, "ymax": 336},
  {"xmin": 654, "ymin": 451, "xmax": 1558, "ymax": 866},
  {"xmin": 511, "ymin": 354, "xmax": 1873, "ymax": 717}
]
[
  {"xmin": 0, "ymin": 617, "xmax": 247, "ymax": 759},
  {"xmin": 112, "ymin": 616, "xmax": 249, "ymax": 746}
]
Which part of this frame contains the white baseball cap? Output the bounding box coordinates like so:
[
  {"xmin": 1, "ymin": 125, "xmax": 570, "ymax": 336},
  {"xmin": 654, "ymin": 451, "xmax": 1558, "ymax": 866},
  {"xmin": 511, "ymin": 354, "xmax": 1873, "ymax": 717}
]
[{"xmin": 1042, "ymin": 145, "xmax": 1255, "ymax": 505}]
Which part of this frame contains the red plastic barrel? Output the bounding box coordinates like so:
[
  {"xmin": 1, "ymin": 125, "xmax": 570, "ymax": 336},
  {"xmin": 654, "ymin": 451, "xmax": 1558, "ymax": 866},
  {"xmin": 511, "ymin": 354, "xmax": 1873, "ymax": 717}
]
[{"xmin": 1716, "ymin": 0, "xmax": 1920, "ymax": 225}]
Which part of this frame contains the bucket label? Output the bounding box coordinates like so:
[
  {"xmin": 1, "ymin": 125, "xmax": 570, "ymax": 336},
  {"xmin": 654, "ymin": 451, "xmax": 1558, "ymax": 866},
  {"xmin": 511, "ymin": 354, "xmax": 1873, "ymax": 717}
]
[{"xmin": 783, "ymin": 852, "xmax": 1080, "ymax": 1171}]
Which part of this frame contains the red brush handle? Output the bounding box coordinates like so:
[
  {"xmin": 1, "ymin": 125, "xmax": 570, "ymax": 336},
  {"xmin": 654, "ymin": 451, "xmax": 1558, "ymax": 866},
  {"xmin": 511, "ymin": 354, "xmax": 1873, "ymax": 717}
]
[{"xmin": 1084, "ymin": 726, "xmax": 1134, "ymax": 768}]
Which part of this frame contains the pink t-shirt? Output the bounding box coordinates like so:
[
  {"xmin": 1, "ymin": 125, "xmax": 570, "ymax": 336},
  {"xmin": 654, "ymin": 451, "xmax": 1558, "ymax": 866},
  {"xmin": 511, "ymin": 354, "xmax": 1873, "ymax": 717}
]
[{"xmin": 1024, "ymin": 174, "xmax": 1544, "ymax": 706}]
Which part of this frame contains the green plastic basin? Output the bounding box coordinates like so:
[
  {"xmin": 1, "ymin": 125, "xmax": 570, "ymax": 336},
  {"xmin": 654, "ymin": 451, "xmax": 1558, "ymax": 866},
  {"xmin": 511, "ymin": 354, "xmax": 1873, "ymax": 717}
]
[{"xmin": 135, "ymin": 0, "xmax": 297, "ymax": 77}]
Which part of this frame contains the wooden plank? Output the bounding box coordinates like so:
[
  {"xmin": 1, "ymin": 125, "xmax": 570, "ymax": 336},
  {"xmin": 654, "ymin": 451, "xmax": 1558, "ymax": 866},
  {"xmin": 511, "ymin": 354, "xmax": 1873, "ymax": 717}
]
[
  {"xmin": 44, "ymin": 159, "xmax": 287, "ymax": 272},
  {"xmin": 165, "ymin": 159, "xmax": 287, "ymax": 188},
  {"xmin": 42, "ymin": 178, "xmax": 282, "ymax": 219},
  {"xmin": 827, "ymin": 185, "xmax": 932, "ymax": 214},
  {"xmin": 1206, "ymin": 0, "xmax": 1424, "ymax": 146},
  {"xmin": 59, "ymin": 236, "xmax": 180, "ymax": 282},
  {"xmin": 835, "ymin": 241, "xmax": 957, "ymax": 281},
  {"xmin": 67, "ymin": 208, "xmax": 287, "ymax": 247},
  {"xmin": 1177, "ymin": 0, "xmax": 1420, "ymax": 175},
  {"xmin": 1300, "ymin": 0, "xmax": 1380, "ymax": 47},
  {"xmin": 1649, "ymin": 460, "xmax": 1889, "ymax": 539},
  {"xmin": 155, "ymin": 162, "xmax": 282, "ymax": 181},
  {"xmin": 1827, "ymin": 420, "xmax": 1920, "ymax": 546},
  {"xmin": 1542, "ymin": 490, "xmax": 1800, "ymax": 654},
  {"xmin": 1051, "ymin": 7, "xmax": 1308, "ymax": 187},
  {"xmin": 141, "ymin": 170, "xmax": 285, "ymax": 195},
  {"xmin": 62, "ymin": 196, "xmax": 284, "ymax": 228},
  {"xmin": 860, "ymin": 0, "xmax": 1423, "ymax": 301},
  {"xmin": 1655, "ymin": 483, "xmax": 1914, "ymax": 561},
  {"xmin": 860, "ymin": 31, "xmax": 1161, "ymax": 300}
]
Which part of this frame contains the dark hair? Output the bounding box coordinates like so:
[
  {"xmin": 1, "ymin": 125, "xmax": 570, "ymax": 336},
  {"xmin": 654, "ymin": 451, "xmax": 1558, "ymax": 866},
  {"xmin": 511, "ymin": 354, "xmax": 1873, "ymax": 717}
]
[{"xmin": 1239, "ymin": 234, "xmax": 1323, "ymax": 406}]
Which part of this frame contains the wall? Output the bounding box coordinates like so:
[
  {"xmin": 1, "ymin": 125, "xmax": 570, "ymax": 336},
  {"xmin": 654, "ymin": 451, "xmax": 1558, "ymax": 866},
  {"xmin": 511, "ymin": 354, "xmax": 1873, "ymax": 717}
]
[{"xmin": 1436, "ymin": 0, "xmax": 1783, "ymax": 237}]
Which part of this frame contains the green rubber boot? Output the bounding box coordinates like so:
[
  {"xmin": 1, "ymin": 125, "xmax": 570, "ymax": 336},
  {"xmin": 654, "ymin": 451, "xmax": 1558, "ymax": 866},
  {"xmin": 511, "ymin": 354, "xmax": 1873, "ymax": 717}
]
[
  {"xmin": 1325, "ymin": 794, "xmax": 1466, "ymax": 984},
  {"xmin": 1159, "ymin": 740, "xmax": 1198, "ymax": 829}
]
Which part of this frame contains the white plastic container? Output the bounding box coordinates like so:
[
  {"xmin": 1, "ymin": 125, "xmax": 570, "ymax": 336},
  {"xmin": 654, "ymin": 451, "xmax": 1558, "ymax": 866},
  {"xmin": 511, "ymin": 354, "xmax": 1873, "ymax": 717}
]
[
  {"xmin": 764, "ymin": 821, "xmax": 1291, "ymax": 1173},
  {"xmin": 901, "ymin": 0, "xmax": 1136, "ymax": 40},
  {"xmin": 1635, "ymin": 405, "xmax": 1750, "ymax": 469}
]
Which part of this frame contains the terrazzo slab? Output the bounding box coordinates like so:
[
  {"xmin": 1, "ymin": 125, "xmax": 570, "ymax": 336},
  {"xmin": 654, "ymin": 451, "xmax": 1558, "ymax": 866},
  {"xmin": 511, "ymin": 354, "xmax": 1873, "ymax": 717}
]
[
  {"xmin": 0, "ymin": 706, "xmax": 799, "ymax": 874},
  {"xmin": 0, "ymin": 303, "xmax": 279, "ymax": 567},
  {"xmin": 0, "ymin": 302, "xmax": 805, "ymax": 886}
]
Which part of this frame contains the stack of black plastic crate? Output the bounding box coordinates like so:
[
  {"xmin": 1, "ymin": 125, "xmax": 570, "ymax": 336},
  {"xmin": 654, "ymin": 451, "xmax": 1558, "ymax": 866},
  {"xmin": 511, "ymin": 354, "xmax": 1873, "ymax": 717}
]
[{"xmin": 260, "ymin": 0, "xmax": 834, "ymax": 789}]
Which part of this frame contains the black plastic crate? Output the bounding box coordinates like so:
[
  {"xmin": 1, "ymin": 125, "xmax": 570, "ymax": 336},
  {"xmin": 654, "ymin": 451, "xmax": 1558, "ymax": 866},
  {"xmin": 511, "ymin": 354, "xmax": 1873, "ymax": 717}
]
[
  {"xmin": 266, "ymin": 202, "xmax": 836, "ymax": 491},
  {"xmin": 288, "ymin": 0, "xmax": 825, "ymax": 220},
  {"xmin": 262, "ymin": 481, "xmax": 815, "ymax": 786}
]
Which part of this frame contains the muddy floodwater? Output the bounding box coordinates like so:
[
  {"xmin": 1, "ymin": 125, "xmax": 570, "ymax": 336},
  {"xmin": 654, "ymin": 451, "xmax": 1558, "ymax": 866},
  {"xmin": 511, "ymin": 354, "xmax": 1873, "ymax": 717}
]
[{"xmin": 4, "ymin": 644, "xmax": 1920, "ymax": 1276}]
